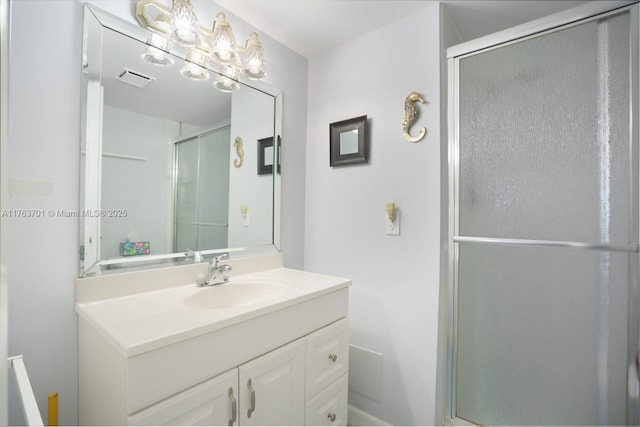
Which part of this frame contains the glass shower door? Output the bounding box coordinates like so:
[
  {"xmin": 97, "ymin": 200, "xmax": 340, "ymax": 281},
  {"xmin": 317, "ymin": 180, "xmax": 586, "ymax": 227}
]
[
  {"xmin": 449, "ymin": 5, "xmax": 637, "ymax": 425},
  {"xmin": 174, "ymin": 126, "xmax": 230, "ymax": 252}
]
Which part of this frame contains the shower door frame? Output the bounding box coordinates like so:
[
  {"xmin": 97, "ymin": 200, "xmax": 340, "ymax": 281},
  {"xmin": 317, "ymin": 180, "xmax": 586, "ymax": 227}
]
[{"xmin": 444, "ymin": 1, "xmax": 640, "ymax": 425}]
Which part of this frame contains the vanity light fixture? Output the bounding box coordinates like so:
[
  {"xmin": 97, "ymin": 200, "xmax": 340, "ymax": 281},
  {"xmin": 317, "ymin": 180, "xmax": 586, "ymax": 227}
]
[{"xmin": 135, "ymin": 0, "xmax": 267, "ymax": 91}]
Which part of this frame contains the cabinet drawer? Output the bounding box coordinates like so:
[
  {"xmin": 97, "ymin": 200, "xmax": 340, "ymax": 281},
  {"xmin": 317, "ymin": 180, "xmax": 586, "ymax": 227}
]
[
  {"xmin": 305, "ymin": 374, "xmax": 348, "ymax": 426},
  {"xmin": 305, "ymin": 318, "xmax": 348, "ymax": 397}
]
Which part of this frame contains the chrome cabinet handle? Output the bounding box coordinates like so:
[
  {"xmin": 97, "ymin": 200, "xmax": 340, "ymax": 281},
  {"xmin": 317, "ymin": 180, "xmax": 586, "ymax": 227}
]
[
  {"xmin": 228, "ymin": 387, "xmax": 237, "ymax": 426},
  {"xmin": 328, "ymin": 413, "xmax": 337, "ymax": 422},
  {"xmin": 247, "ymin": 379, "xmax": 256, "ymax": 418},
  {"xmin": 328, "ymin": 353, "xmax": 337, "ymax": 362}
]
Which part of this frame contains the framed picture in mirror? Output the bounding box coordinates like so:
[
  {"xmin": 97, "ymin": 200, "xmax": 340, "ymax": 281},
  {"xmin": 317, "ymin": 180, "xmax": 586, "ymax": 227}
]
[
  {"xmin": 330, "ymin": 115, "xmax": 368, "ymax": 167},
  {"xmin": 258, "ymin": 137, "xmax": 274, "ymax": 175}
]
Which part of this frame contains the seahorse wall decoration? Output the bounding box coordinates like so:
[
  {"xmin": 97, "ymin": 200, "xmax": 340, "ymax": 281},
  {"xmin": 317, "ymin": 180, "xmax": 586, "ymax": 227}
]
[
  {"xmin": 233, "ymin": 136, "xmax": 244, "ymax": 168},
  {"xmin": 402, "ymin": 91, "xmax": 427, "ymax": 142}
]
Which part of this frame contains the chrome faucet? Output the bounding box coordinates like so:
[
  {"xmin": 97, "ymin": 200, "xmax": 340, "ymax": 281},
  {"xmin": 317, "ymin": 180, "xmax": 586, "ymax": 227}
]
[
  {"xmin": 196, "ymin": 254, "xmax": 232, "ymax": 287},
  {"xmin": 185, "ymin": 248, "xmax": 204, "ymax": 264}
]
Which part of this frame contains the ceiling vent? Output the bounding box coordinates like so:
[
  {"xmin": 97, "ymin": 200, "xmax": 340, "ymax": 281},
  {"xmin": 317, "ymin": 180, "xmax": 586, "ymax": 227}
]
[{"xmin": 117, "ymin": 68, "xmax": 155, "ymax": 88}]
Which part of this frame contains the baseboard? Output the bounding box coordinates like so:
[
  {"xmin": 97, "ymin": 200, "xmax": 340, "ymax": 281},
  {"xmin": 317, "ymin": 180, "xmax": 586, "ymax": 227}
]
[{"xmin": 348, "ymin": 404, "xmax": 391, "ymax": 426}]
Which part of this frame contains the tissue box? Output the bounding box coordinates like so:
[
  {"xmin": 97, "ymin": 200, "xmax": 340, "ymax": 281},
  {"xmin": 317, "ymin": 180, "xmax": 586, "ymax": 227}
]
[{"xmin": 119, "ymin": 241, "xmax": 150, "ymax": 256}]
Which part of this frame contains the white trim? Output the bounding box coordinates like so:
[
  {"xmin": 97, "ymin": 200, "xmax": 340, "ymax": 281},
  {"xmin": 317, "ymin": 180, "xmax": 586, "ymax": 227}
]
[
  {"xmin": 8, "ymin": 356, "xmax": 43, "ymax": 426},
  {"xmin": 347, "ymin": 405, "xmax": 390, "ymax": 426},
  {"xmin": 447, "ymin": 1, "xmax": 637, "ymax": 58},
  {"xmin": 446, "ymin": 416, "xmax": 479, "ymax": 426},
  {"xmin": 0, "ymin": 0, "xmax": 9, "ymax": 423}
]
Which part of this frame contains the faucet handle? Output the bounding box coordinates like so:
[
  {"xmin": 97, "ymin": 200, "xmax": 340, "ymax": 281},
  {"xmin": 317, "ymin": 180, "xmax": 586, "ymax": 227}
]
[{"xmin": 210, "ymin": 253, "xmax": 230, "ymax": 268}]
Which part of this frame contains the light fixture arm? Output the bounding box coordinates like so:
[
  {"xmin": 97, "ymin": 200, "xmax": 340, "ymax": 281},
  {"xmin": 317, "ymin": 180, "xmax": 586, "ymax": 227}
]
[{"xmin": 244, "ymin": 32, "xmax": 260, "ymax": 50}]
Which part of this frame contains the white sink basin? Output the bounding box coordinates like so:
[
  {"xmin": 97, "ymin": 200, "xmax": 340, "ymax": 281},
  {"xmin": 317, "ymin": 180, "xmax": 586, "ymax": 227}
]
[{"xmin": 183, "ymin": 279, "xmax": 291, "ymax": 310}]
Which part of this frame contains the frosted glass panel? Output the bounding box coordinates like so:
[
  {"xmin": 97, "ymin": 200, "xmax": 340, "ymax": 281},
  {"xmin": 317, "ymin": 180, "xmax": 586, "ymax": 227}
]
[
  {"xmin": 175, "ymin": 128, "xmax": 231, "ymax": 252},
  {"xmin": 456, "ymin": 243, "xmax": 629, "ymax": 425},
  {"xmin": 175, "ymin": 137, "xmax": 199, "ymax": 252},
  {"xmin": 453, "ymin": 9, "xmax": 635, "ymax": 426},
  {"xmin": 458, "ymin": 13, "xmax": 631, "ymax": 244}
]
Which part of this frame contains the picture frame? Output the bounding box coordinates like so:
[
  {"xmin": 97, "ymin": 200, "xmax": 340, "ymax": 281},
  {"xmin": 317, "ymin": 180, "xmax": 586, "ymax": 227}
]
[
  {"xmin": 257, "ymin": 137, "xmax": 274, "ymax": 175},
  {"xmin": 329, "ymin": 115, "xmax": 368, "ymax": 167}
]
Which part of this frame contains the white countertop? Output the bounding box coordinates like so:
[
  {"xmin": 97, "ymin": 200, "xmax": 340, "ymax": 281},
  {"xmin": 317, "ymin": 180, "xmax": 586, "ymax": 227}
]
[{"xmin": 76, "ymin": 267, "xmax": 350, "ymax": 357}]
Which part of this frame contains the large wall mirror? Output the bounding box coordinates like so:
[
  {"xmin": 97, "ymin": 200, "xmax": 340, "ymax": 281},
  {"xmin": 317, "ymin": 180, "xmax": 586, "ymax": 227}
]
[{"xmin": 80, "ymin": 5, "xmax": 282, "ymax": 277}]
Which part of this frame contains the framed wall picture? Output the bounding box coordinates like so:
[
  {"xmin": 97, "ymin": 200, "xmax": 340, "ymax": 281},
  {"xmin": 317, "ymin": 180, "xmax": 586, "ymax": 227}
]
[{"xmin": 330, "ymin": 115, "xmax": 368, "ymax": 167}]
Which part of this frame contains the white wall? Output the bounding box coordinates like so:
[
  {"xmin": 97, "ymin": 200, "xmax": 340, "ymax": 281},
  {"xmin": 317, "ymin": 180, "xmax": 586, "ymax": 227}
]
[
  {"xmin": 304, "ymin": 4, "xmax": 442, "ymax": 425},
  {"xmin": 7, "ymin": 1, "xmax": 308, "ymax": 424},
  {"xmin": 8, "ymin": 1, "xmax": 82, "ymax": 424},
  {"xmin": 101, "ymin": 105, "xmax": 176, "ymax": 258},
  {"xmin": 0, "ymin": 0, "xmax": 8, "ymax": 421}
]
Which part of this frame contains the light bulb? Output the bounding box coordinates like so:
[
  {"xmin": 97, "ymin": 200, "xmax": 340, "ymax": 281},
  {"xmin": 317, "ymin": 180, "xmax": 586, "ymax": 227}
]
[
  {"xmin": 242, "ymin": 33, "xmax": 266, "ymax": 80},
  {"xmin": 169, "ymin": 0, "xmax": 202, "ymax": 47},
  {"xmin": 180, "ymin": 49, "xmax": 210, "ymax": 81},
  {"xmin": 214, "ymin": 65, "xmax": 239, "ymax": 92},
  {"xmin": 211, "ymin": 13, "xmax": 238, "ymax": 64},
  {"xmin": 141, "ymin": 33, "xmax": 174, "ymax": 66}
]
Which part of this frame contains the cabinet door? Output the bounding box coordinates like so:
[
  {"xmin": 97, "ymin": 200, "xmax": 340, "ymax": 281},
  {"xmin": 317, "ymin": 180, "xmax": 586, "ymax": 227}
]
[
  {"xmin": 127, "ymin": 369, "xmax": 239, "ymax": 426},
  {"xmin": 239, "ymin": 338, "xmax": 305, "ymax": 426}
]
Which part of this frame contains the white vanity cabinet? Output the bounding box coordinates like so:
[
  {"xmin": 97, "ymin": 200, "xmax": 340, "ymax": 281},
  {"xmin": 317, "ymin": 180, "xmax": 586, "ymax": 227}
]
[
  {"xmin": 86, "ymin": 321, "xmax": 346, "ymax": 426},
  {"xmin": 77, "ymin": 265, "xmax": 351, "ymax": 426},
  {"xmin": 128, "ymin": 338, "xmax": 306, "ymax": 426}
]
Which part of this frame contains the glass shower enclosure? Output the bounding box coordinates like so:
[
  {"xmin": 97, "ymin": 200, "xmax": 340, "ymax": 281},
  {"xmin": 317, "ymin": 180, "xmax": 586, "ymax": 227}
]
[
  {"xmin": 173, "ymin": 126, "xmax": 231, "ymax": 253},
  {"xmin": 445, "ymin": 2, "xmax": 639, "ymax": 425}
]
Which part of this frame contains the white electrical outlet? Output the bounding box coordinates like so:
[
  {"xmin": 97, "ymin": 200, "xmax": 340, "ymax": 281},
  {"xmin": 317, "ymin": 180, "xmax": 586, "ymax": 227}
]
[{"xmin": 385, "ymin": 211, "xmax": 400, "ymax": 235}]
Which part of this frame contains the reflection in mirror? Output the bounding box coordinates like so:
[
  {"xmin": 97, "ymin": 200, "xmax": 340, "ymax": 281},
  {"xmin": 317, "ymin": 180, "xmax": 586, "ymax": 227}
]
[
  {"xmin": 80, "ymin": 5, "xmax": 282, "ymax": 276},
  {"xmin": 339, "ymin": 130, "xmax": 359, "ymax": 155}
]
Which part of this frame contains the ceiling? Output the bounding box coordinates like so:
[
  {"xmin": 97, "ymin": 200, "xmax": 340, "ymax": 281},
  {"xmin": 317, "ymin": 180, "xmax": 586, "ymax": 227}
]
[
  {"xmin": 213, "ymin": 0, "xmax": 590, "ymax": 58},
  {"xmin": 97, "ymin": 0, "xmax": 593, "ymax": 128}
]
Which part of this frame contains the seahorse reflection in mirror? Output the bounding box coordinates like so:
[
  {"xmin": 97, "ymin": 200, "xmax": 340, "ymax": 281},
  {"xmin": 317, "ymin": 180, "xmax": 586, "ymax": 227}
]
[
  {"xmin": 402, "ymin": 92, "xmax": 427, "ymax": 142},
  {"xmin": 233, "ymin": 136, "xmax": 244, "ymax": 168}
]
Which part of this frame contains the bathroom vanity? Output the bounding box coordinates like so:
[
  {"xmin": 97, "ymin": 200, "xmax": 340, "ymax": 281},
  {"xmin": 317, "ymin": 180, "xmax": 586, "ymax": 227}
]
[{"xmin": 76, "ymin": 254, "xmax": 350, "ymax": 426}]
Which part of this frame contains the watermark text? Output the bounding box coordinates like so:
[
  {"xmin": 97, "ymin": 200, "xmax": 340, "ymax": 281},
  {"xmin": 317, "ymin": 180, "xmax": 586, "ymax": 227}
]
[{"xmin": 1, "ymin": 209, "xmax": 128, "ymax": 218}]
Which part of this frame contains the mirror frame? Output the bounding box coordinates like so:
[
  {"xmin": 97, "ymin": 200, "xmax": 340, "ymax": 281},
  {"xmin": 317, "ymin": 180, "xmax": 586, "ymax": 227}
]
[
  {"xmin": 329, "ymin": 115, "xmax": 368, "ymax": 167},
  {"xmin": 80, "ymin": 4, "xmax": 283, "ymax": 277}
]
